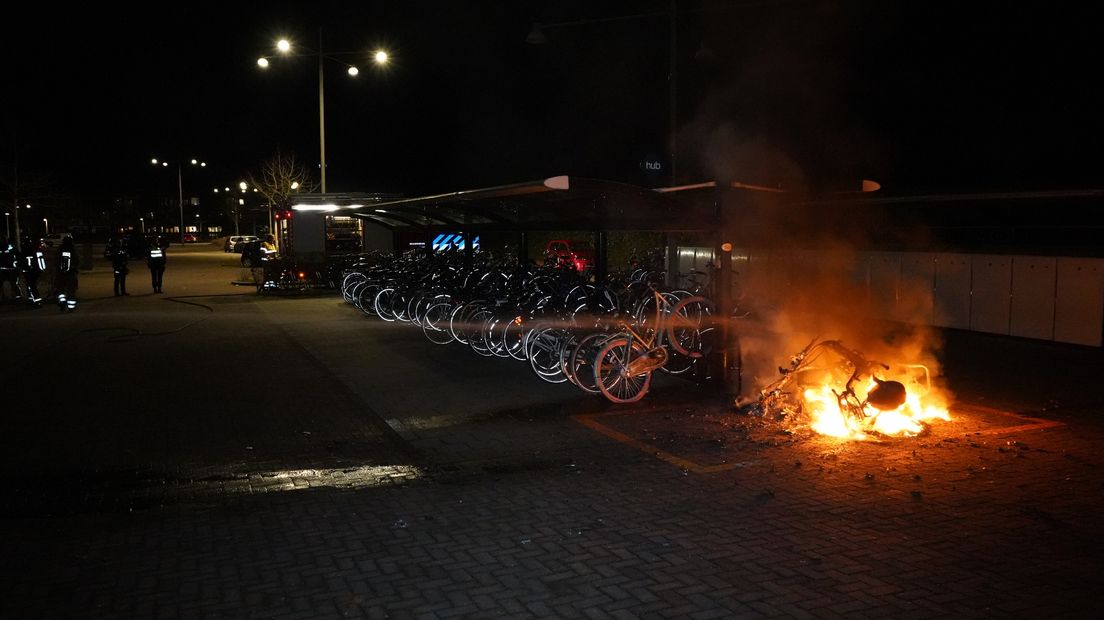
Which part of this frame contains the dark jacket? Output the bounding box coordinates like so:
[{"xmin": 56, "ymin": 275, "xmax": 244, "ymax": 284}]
[{"xmin": 109, "ymin": 246, "xmax": 129, "ymax": 272}]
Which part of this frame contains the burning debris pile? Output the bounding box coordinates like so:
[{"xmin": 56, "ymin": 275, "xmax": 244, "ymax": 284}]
[{"xmin": 737, "ymin": 338, "xmax": 951, "ymax": 440}]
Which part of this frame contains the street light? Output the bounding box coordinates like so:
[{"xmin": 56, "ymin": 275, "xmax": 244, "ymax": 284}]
[
  {"xmin": 152, "ymin": 157, "xmax": 206, "ymax": 243},
  {"xmin": 257, "ymin": 31, "xmax": 390, "ymax": 193}
]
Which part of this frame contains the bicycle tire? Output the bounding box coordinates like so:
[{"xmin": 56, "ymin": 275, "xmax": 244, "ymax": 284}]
[
  {"xmin": 422, "ymin": 302, "xmax": 456, "ymax": 345},
  {"xmin": 667, "ymin": 296, "xmax": 715, "ymax": 359},
  {"xmin": 502, "ymin": 314, "xmax": 529, "ymax": 360},
  {"xmin": 374, "ymin": 288, "xmax": 397, "ymax": 321},
  {"xmin": 565, "ymin": 331, "xmax": 612, "ymax": 394},
  {"xmin": 467, "ymin": 308, "xmax": 495, "ymax": 357},
  {"xmin": 594, "ymin": 336, "xmax": 653, "ymax": 403},
  {"xmin": 342, "ymin": 272, "xmax": 367, "ymax": 304},
  {"xmin": 357, "ymin": 284, "xmax": 381, "ymax": 316},
  {"xmin": 484, "ymin": 316, "xmax": 512, "ymax": 358},
  {"xmin": 528, "ymin": 327, "xmax": 569, "ymax": 383}
]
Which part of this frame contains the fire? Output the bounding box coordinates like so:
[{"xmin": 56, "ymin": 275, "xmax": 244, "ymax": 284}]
[
  {"xmin": 805, "ymin": 373, "xmax": 951, "ymax": 440},
  {"xmin": 744, "ymin": 339, "xmax": 952, "ymax": 441}
]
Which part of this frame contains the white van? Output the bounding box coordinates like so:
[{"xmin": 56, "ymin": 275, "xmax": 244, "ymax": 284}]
[
  {"xmin": 42, "ymin": 232, "xmax": 73, "ymax": 247},
  {"xmin": 224, "ymin": 235, "xmax": 258, "ymax": 253}
]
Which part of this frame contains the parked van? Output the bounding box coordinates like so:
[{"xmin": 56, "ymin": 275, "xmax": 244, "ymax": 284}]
[
  {"xmin": 224, "ymin": 235, "xmax": 258, "ymax": 253},
  {"xmin": 42, "ymin": 232, "xmax": 73, "ymax": 248}
]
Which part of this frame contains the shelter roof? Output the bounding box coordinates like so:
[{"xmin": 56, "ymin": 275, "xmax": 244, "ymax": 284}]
[{"xmin": 293, "ymin": 177, "xmax": 719, "ymax": 232}]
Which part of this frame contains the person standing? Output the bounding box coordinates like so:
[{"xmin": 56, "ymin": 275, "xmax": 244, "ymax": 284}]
[
  {"xmin": 108, "ymin": 238, "xmax": 130, "ymax": 296},
  {"xmin": 21, "ymin": 238, "xmax": 46, "ymax": 307},
  {"xmin": 0, "ymin": 237, "xmax": 21, "ymax": 302},
  {"xmin": 259, "ymin": 234, "xmax": 278, "ymax": 290},
  {"xmin": 147, "ymin": 238, "xmax": 167, "ymax": 293},
  {"xmin": 53, "ymin": 237, "xmax": 79, "ymax": 311}
]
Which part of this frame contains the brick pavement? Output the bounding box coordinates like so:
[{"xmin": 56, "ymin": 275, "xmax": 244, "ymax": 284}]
[{"xmin": 2, "ymin": 253, "xmax": 1103, "ymax": 618}]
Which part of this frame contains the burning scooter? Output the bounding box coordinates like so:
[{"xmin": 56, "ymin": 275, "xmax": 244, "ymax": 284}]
[{"xmin": 738, "ymin": 338, "xmax": 950, "ymax": 439}]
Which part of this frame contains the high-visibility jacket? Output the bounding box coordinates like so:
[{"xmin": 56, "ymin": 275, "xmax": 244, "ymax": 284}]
[
  {"xmin": 58, "ymin": 250, "xmax": 77, "ymax": 273},
  {"xmin": 23, "ymin": 249, "xmax": 45, "ymax": 273}
]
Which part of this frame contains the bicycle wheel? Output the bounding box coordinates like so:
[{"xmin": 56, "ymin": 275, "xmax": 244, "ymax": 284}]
[
  {"xmin": 390, "ymin": 290, "xmax": 411, "ymax": 322},
  {"xmin": 374, "ymin": 288, "xmax": 396, "ymax": 321},
  {"xmin": 450, "ymin": 301, "xmax": 486, "ymax": 345},
  {"xmin": 667, "ymin": 296, "xmax": 715, "ymax": 358},
  {"xmin": 357, "ymin": 283, "xmax": 381, "ymax": 316},
  {"xmin": 342, "ymin": 272, "xmax": 366, "ymax": 304},
  {"xmin": 502, "ymin": 315, "xmax": 529, "ymax": 360},
  {"xmin": 484, "ymin": 316, "xmax": 512, "ymax": 358},
  {"xmin": 467, "ymin": 308, "xmax": 495, "ymax": 357},
  {"xmin": 421, "ymin": 302, "xmax": 456, "ymax": 345},
  {"xmin": 528, "ymin": 327, "xmax": 569, "ymax": 383},
  {"xmin": 566, "ymin": 331, "xmax": 611, "ymax": 394},
  {"xmin": 558, "ymin": 332, "xmax": 581, "ymax": 385},
  {"xmin": 594, "ymin": 336, "xmax": 653, "ymax": 403}
]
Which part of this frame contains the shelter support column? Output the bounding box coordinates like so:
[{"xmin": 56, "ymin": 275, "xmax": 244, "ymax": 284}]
[
  {"xmin": 463, "ymin": 213, "xmax": 473, "ymax": 269},
  {"xmin": 715, "ymin": 186, "xmax": 740, "ymax": 394},
  {"xmin": 666, "ymin": 234, "xmax": 679, "ymax": 287},
  {"xmin": 594, "ymin": 230, "xmax": 608, "ymax": 284},
  {"xmin": 517, "ymin": 230, "xmax": 528, "ymax": 266}
]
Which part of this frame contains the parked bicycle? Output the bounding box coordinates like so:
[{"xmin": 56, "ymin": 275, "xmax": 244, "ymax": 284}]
[{"xmin": 591, "ymin": 287, "xmax": 715, "ymax": 403}]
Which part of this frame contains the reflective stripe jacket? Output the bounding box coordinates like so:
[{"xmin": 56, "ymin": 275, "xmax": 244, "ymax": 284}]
[
  {"xmin": 58, "ymin": 250, "xmax": 77, "ymax": 272},
  {"xmin": 23, "ymin": 250, "xmax": 46, "ymax": 273},
  {"xmin": 148, "ymin": 247, "xmax": 166, "ymax": 267}
]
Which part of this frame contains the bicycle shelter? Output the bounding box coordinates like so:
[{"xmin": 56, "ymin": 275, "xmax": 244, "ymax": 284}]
[{"xmin": 292, "ymin": 175, "xmax": 754, "ymax": 388}]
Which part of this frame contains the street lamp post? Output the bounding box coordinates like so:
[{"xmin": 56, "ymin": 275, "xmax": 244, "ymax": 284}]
[
  {"xmin": 152, "ymin": 158, "xmax": 206, "ymax": 243},
  {"xmin": 257, "ymin": 32, "xmax": 390, "ymax": 193}
]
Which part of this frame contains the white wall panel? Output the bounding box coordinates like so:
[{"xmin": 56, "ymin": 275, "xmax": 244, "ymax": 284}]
[
  {"xmin": 1010, "ymin": 256, "xmax": 1056, "ymax": 340},
  {"xmin": 720, "ymin": 250, "xmax": 1100, "ymax": 347},
  {"xmin": 746, "ymin": 251, "xmax": 771, "ymax": 301},
  {"xmin": 933, "ymin": 253, "xmax": 972, "ymax": 329},
  {"xmin": 676, "ymin": 247, "xmax": 698, "ymax": 288},
  {"xmin": 868, "ymin": 252, "xmax": 902, "ymax": 320},
  {"xmin": 846, "ymin": 252, "xmax": 871, "ymax": 316},
  {"xmin": 1055, "ymin": 258, "xmax": 1104, "ymax": 346},
  {"xmin": 970, "ymin": 255, "xmax": 1012, "ymax": 335},
  {"xmin": 899, "ymin": 253, "xmax": 935, "ymax": 324}
]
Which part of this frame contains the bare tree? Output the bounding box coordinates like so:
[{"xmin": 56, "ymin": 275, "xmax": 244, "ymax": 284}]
[{"xmin": 247, "ymin": 148, "xmax": 318, "ymax": 210}]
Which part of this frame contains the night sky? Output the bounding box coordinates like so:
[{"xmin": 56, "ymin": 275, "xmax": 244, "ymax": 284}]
[{"xmin": 3, "ymin": 0, "xmax": 1102, "ymax": 212}]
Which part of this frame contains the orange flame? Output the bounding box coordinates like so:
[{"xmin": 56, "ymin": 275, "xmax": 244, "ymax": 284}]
[{"xmin": 805, "ymin": 370, "xmax": 950, "ymax": 440}]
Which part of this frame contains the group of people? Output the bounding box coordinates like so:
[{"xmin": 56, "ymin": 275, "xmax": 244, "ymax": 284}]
[
  {"xmin": 0, "ymin": 236, "xmax": 169, "ymax": 312},
  {"xmin": 105, "ymin": 237, "xmax": 167, "ymax": 297},
  {"xmin": 1, "ymin": 236, "xmax": 80, "ymax": 311}
]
